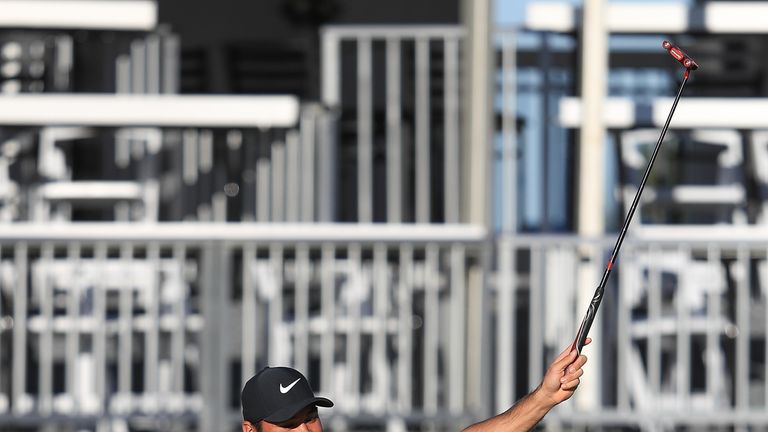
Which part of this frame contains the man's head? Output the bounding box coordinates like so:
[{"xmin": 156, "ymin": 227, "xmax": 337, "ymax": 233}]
[{"xmin": 241, "ymin": 367, "xmax": 333, "ymax": 432}]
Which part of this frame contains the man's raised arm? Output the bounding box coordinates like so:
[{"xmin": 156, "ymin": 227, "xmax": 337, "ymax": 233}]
[{"xmin": 463, "ymin": 338, "xmax": 591, "ymax": 432}]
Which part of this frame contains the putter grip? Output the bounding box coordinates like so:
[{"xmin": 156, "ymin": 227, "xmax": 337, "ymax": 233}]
[
  {"xmin": 573, "ymin": 306, "xmax": 595, "ymax": 353},
  {"xmin": 572, "ymin": 286, "xmax": 603, "ymax": 353}
]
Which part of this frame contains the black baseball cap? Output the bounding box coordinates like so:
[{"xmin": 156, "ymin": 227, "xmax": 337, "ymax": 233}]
[{"xmin": 241, "ymin": 367, "xmax": 334, "ymax": 424}]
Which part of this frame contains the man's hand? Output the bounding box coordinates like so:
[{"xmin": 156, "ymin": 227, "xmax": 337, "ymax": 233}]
[
  {"xmin": 462, "ymin": 338, "xmax": 592, "ymax": 432},
  {"xmin": 534, "ymin": 337, "xmax": 591, "ymax": 407}
]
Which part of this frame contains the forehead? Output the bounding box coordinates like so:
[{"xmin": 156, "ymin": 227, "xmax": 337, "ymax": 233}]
[
  {"xmin": 286, "ymin": 405, "xmax": 318, "ymax": 420},
  {"xmin": 270, "ymin": 405, "xmax": 319, "ymax": 427}
]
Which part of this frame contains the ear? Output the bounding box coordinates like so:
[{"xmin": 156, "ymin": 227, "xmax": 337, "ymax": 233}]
[{"xmin": 242, "ymin": 421, "xmax": 254, "ymax": 432}]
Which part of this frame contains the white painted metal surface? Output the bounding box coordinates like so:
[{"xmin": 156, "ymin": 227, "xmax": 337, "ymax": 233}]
[
  {"xmin": 559, "ymin": 97, "xmax": 635, "ymax": 128},
  {"xmin": 0, "ymin": 0, "xmax": 157, "ymax": 31},
  {"xmin": 526, "ymin": 1, "xmax": 768, "ymax": 34},
  {"xmin": 0, "ymin": 222, "xmax": 487, "ymax": 242},
  {"xmin": 0, "ymin": 95, "xmax": 300, "ymax": 128},
  {"xmin": 561, "ymin": 97, "xmax": 768, "ymax": 130},
  {"xmin": 320, "ymin": 25, "xmax": 465, "ymax": 224},
  {"xmin": 0, "ymin": 227, "xmax": 766, "ymax": 431}
]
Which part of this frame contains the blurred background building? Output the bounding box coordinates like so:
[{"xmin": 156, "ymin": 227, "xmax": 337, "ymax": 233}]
[{"xmin": 0, "ymin": 0, "xmax": 768, "ymax": 431}]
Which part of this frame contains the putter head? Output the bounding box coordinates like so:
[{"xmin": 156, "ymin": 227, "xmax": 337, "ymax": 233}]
[{"xmin": 662, "ymin": 40, "xmax": 699, "ymax": 70}]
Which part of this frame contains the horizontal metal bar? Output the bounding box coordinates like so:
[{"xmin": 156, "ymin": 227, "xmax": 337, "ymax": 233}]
[
  {"xmin": 526, "ymin": 2, "xmax": 768, "ymax": 34},
  {"xmin": 0, "ymin": 223, "xmax": 488, "ymax": 243},
  {"xmin": 548, "ymin": 410, "xmax": 768, "ymax": 426},
  {"xmin": 0, "ymin": 413, "xmax": 201, "ymax": 427},
  {"xmin": 630, "ymin": 225, "xmax": 768, "ymax": 245},
  {"xmin": 562, "ymin": 97, "xmax": 768, "ymax": 129},
  {"xmin": 652, "ymin": 97, "xmax": 768, "ymax": 129},
  {"xmin": 321, "ymin": 25, "xmax": 464, "ymax": 39},
  {"xmin": 37, "ymin": 181, "xmax": 144, "ymax": 201},
  {"xmin": 4, "ymin": 223, "xmax": 768, "ymax": 245},
  {"xmin": 559, "ymin": 97, "xmax": 636, "ymax": 128},
  {"xmin": 0, "ymin": 94, "xmax": 299, "ymax": 128},
  {"xmin": 500, "ymin": 229, "xmax": 768, "ymax": 247},
  {"xmin": 0, "ymin": 0, "xmax": 157, "ymax": 31}
]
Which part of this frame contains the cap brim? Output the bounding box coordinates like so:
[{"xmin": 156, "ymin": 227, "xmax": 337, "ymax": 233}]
[{"xmin": 262, "ymin": 397, "xmax": 334, "ymax": 424}]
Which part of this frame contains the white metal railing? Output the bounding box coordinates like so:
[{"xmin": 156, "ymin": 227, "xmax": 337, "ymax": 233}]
[
  {"xmin": 0, "ymin": 224, "xmax": 488, "ymax": 432},
  {"xmin": 2, "ymin": 224, "xmax": 768, "ymax": 431},
  {"xmin": 0, "ymin": 0, "xmax": 157, "ymax": 31},
  {"xmin": 321, "ymin": 26, "xmax": 465, "ymax": 224},
  {"xmin": 0, "ymin": 238, "xmax": 204, "ymax": 431},
  {"xmin": 237, "ymin": 238, "xmax": 480, "ymax": 430},
  {"xmin": 525, "ymin": 1, "xmax": 768, "ymax": 34},
  {"xmin": 1, "ymin": 23, "xmax": 522, "ymax": 227},
  {"xmin": 319, "ymin": 26, "xmax": 527, "ymax": 229},
  {"xmin": 495, "ymin": 231, "xmax": 768, "ymax": 431}
]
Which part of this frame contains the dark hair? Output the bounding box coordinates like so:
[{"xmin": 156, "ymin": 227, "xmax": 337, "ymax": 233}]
[{"xmin": 243, "ymin": 420, "xmax": 263, "ymax": 432}]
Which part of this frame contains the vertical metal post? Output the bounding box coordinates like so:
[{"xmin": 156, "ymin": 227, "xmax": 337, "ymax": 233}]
[
  {"xmin": 317, "ymin": 110, "xmax": 337, "ymax": 222},
  {"xmin": 462, "ymin": 0, "xmax": 492, "ymax": 227},
  {"xmin": 300, "ymin": 108, "xmax": 317, "ymax": 222},
  {"xmin": 295, "ymin": 245, "xmax": 310, "ymax": 374},
  {"xmin": 199, "ymin": 130, "xmax": 214, "ymax": 181},
  {"xmin": 462, "ymin": 0, "xmax": 493, "ymax": 417},
  {"xmin": 676, "ymin": 245, "xmax": 691, "ymax": 407},
  {"xmin": 286, "ymin": 131, "xmax": 300, "ymax": 222},
  {"xmin": 348, "ymin": 244, "xmax": 363, "ymax": 413},
  {"xmin": 118, "ymin": 244, "xmax": 134, "ymax": 399},
  {"xmin": 386, "ymin": 38, "xmax": 403, "ymax": 223},
  {"xmin": 145, "ymin": 243, "xmax": 160, "ymax": 399},
  {"xmin": 449, "ymin": 244, "xmax": 467, "ymax": 413},
  {"xmin": 357, "ymin": 38, "xmax": 373, "ymax": 223},
  {"xmin": 271, "ymin": 141, "xmax": 286, "ymax": 222},
  {"xmin": 319, "ymin": 28, "xmax": 340, "ymax": 223},
  {"xmin": 12, "ymin": 243, "xmax": 26, "ymax": 414},
  {"xmin": 242, "ymin": 243, "xmax": 257, "ymax": 383},
  {"xmin": 706, "ymin": 246, "xmax": 722, "ymax": 405},
  {"xmin": 736, "ymin": 246, "xmax": 750, "ymax": 410},
  {"xmin": 182, "ymin": 129, "xmax": 199, "ymax": 187},
  {"xmin": 321, "ymin": 29, "xmax": 341, "ymax": 107},
  {"xmin": 575, "ymin": 0, "xmax": 608, "ymax": 410},
  {"xmin": 320, "ymin": 244, "xmax": 336, "ymax": 395},
  {"xmin": 529, "ymin": 246, "xmax": 543, "ymax": 388},
  {"xmin": 501, "ymin": 32, "xmax": 517, "ymax": 233},
  {"xmin": 496, "ymin": 238, "xmax": 515, "ymax": 413},
  {"xmin": 397, "ymin": 244, "xmax": 414, "ymax": 412},
  {"xmin": 162, "ymin": 34, "xmax": 180, "ymax": 94},
  {"xmin": 648, "ymin": 246, "xmax": 661, "ymax": 399},
  {"xmin": 200, "ymin": 242, "xmax": 229, "ymax": 432},
  {"xmin": 268, "ymin": 245, "xmax": 285, "ymax": 366},
  {"xmin": 131, "ymin": 40, "xmax": 146, "ymax": 94},
  {"xmin": 39, "ymin": 243, "xmax": 54, "ymax": 415},
  {"xmin": 65, "ymin": 243, "xmax": 81, "ymax": 411},
  {"xmin": 539, "ymin": 33, "xmax": 552, "ymax": 231},
  {"xmin": 444, "ymin": 37, "xmax": 461, "ymax": 224},
  {"xmin": 373, "ymin": 244, "xmax": 388, "ymax": 412},
  {"xmin": 765, "ymin": 246, "xmax": 768, "ymax": 410},
  {"xmin": 617, "ymin": 246, "xmax": 631, "ymax": 410},
  {"xmin": 146, "ymin": 34, "xmax": 161, "ymax": 94},
  {"xmin": 172, "ymin": 244, "xmax": 187, "ymax": 397},
  {"xmin": 94, "ymin": 243, "xmax": 107, "ymax": 414},
  {"xmin": 116, "ymin": 55, "xmax": 131, "ymax": 94},
  {"xmin": 256, "ymin": 159, "xmax": 271, "ymax": 222},
  {"xmin": 423, "ymin": 244, "xmax": 439, "ymax": 413},
  {"xmin": 415, "ymin": 37, "xmax": 431, "ymax": 224}
]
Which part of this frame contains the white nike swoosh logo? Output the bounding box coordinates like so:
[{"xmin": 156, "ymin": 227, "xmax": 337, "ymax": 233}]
[{"xmin": 279, "ymin": 378, "xmax": 301, "ymax": 394}]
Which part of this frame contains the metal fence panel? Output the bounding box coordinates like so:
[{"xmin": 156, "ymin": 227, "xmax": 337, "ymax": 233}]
[{"xmin": 1, "ymin": 226, "xmax": 768, "ymax": 430}]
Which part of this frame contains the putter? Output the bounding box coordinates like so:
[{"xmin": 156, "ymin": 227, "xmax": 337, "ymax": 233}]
[{"xmin": 572, "ymin": 40, "xmax": 699, "ymax": 354}]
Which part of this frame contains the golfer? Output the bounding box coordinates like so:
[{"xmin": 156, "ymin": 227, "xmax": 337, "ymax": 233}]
[{"xmin": 241, "ymin": 338, "xmax": 590, "ymax": 432}]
